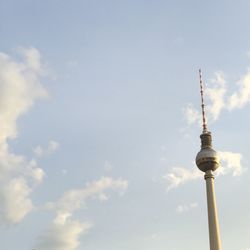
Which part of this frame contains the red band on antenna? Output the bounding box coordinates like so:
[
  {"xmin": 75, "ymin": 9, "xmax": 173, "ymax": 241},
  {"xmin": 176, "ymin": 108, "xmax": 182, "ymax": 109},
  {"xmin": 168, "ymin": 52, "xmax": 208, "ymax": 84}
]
[{"xmin": 199, "ymin": 69, "xmax": 208, "ymax": 133}]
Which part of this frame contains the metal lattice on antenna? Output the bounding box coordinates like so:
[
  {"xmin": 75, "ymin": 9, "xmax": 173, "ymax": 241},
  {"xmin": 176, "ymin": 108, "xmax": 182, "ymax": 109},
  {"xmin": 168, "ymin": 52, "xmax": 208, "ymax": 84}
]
[{"xmin": 199, "ymin": 69, "xmax": 208, "ymax": 133}]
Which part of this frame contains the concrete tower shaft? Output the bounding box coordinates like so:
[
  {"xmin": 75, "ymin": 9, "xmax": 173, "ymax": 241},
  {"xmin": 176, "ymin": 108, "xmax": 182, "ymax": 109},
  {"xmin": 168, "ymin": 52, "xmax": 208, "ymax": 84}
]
[{"xmin": 205, "ymin": 170, "xmax": 222, "ymax": 250}]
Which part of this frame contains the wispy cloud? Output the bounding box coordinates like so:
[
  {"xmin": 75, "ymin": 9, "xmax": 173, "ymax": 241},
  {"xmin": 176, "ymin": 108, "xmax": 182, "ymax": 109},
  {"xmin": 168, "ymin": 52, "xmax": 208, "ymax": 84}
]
[
  {"xmin": 45, "ymin": 177, "xmax": 128, "ymax": 214},
  {"xmin": 184, "ymin": 70, "xmax": 250, "ymax": 125},
  {"xmin": 33, "ymin": 140, "xmax": 60, "ymax": 158},
  {"xmin": 163, "ymin": 167, "xmax": 202, "ymax": 191},
  {"xmin": 217, "ymin": 151, "xmax": 245, "ymax": 176},
  {"xmin": 0, "ymin": 47, "xmax": 47, "ymax": 224},
  {"xmin": 228, "ymin": 70, "xmax": 250, "ymax": 110},
  {"xmin": 164, "ymin": 151, "xmax": 245, "ymax": 190},
  {"xmin": 176, "ymin": 202, "xmax": 198, "ymax": 213},
  {"xmin": 36, "ymin": 177, "xmax": 128, "ymax": 250},
  {"xmin": 206, "ymin": 71, "xmax": 227, "ymax": 120},
  {"xmin": 184, "ymin": 103, "xmax": 200, "ymax": 125}
]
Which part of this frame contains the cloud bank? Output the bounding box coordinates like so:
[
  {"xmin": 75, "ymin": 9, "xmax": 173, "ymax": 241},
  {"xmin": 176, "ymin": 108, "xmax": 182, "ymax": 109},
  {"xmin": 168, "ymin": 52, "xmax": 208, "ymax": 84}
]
[{"xmin": 0, "ymin": 47, "xmax": 47, "ymax": 224}]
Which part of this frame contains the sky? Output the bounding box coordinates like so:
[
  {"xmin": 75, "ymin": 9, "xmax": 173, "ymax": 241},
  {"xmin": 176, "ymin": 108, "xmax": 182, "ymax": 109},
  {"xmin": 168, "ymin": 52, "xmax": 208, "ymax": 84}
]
[{"xmin": 0, "ymin": 0, "xmax": 250, "ymax": 249}]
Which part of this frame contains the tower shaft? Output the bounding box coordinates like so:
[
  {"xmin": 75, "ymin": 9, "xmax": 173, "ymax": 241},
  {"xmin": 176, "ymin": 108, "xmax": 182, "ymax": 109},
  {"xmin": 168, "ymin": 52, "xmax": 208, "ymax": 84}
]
[{"xmin": 205, "ymin": 170, "xmax": 222, "ymax": 250}]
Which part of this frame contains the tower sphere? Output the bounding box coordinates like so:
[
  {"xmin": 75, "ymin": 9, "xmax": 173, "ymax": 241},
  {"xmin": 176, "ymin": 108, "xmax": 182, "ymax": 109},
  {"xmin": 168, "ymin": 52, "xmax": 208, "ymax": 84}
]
[{"xmin": 196, "ymin": 147, "xmax": 220, "ymax": 172}]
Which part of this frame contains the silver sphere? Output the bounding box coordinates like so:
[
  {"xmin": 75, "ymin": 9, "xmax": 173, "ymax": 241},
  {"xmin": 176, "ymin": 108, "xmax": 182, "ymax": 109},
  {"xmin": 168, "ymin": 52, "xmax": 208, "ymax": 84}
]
[{"xmin": 196, "ymin": 147, "xmax": 220, "ymax": 172}]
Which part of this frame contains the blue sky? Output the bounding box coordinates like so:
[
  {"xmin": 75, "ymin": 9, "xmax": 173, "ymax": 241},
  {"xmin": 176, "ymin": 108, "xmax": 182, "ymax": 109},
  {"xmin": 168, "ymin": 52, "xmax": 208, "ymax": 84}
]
[{"xmin": 0, "ymin": 0, "xmax": 250, "ymax": 249}]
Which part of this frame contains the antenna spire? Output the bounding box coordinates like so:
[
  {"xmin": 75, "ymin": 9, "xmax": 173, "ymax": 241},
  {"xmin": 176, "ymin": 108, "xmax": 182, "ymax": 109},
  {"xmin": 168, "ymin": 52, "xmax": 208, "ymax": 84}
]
[{"xmin": 199, "ymin": 69, "xmax": 208, "ymax": 133}]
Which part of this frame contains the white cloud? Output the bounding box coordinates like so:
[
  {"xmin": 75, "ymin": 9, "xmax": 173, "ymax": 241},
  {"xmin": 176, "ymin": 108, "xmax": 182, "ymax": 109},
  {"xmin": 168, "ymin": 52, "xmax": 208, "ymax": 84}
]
[
  {"xmin": 0, "ymin": 154, "xmax": 44, "ymax": 225},
  {"xmin": 217, "ymin": 151, "xmax": 245, "ymax": 176},
  {"xmin": 184, "ymin": 70, "xmax": 250, "ymax": 125},
  {"xmin": 206, "ymin": 71, "xmax": 226, "ymax": 121},
  {"xmin": 24, "ymin": 159, "xmax": 45, "ymax": 185},
  {"xmin": 0, "ymin": 49, "xmax": 47, "ymax": 142},
  {"xmin": 33, "ymin": 140, "xmax": 60, "ymax": 158},
  {"xmin": 176, "ymin": 202, "xmax": 198, "ymax": 213},
  {"xmin": 17, "ymin": 47, "xmax": 44, "ymax": 72},
  {"xmin": 0, "ymin": 177, "xmax": 33, "ymax": 224},
  {"xmin": 183, "ymin": 103, "xmax": 200, "ymax": 125},
  {"xmin": 228, "ymin": 70, "xmax": 250, "ymax": 110},
  {"xmin": 36, "ymin": 215, "xmax": 92, "ymax": 250},
  {"xmin": 48, "ymin": 177, "xmax": 128, "ymax": 215},
  {"xmin": 36, "ymin": 177, "xmax": 128, "ymax": 250},
  {"xmin": 164, "ymin": 151, "xmax": 245, "ymax": 190},
  {"xmin": 0, "ymin": 47, "xmax": 47, "ymax": 224},
  {"xmin": 163, "ymin": 167, "xmax": 202, "ymax": 191}
]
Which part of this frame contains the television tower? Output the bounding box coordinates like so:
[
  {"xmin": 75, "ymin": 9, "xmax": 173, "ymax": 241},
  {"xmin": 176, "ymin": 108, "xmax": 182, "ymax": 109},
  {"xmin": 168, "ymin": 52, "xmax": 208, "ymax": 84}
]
[{"xmin": 196, "ymin": 69, "xmax": 222, "ymax": 250}]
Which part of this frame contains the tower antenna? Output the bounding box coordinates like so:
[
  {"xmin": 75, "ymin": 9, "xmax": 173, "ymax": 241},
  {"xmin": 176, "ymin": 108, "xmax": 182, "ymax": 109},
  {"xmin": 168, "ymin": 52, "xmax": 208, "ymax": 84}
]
[{"xmin": 199, "ymin": 69, "xmax": 208, "ymax": 133}]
